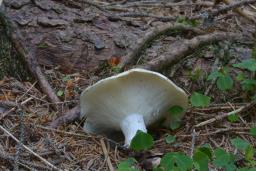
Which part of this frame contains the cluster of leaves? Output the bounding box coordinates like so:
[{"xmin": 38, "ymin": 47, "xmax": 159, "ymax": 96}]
[{"xmin": 118, "ymin": 129, "xmax": 256, "ymax": 171}]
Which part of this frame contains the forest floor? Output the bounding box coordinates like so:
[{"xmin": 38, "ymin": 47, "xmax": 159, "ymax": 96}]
[{"xmin": 0, "ymin": 0, "xmax": 256, "ymax": 170}]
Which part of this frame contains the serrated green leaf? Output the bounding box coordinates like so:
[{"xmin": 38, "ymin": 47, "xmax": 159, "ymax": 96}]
[
  {"xmin": 207, "ymin": 70, "xmax": 224, "ymax": 81},
  {"xmin": 165, "ymin": 135, "xmax": 176, "ymax": 144},
  {"xmin": 117, "ymin": 158, "xmax": 139, "ymax": 171},
  {"xmin": 236, "ymin": 72, "xmax": 246, "ymax": 81},
  {"xmin": 160, "ymin": 152, "xmax": 193, "ymax": 171},
  {"xmin": 57, "ymin": 90, "xmax": 64, "ymax": 97},
  {"xmin": 238, "ymin": 168, "xmax": 256, "ymax": 171},
  {"xmin": 233, "ymin": 59, "xmax": 256, "ymax": 72},
  {"xmin": 190, "ymin": 92, "xmax": 211, "ymax": 107},
  {"xmin": 245, "ymin": 145, "xmax": 254, "ymax": 161},
  {"xmin": 196, "ymin": 146, "xmax": 213, "ymax": 160},
  {"xmin": 130, "ymin": 131, "xmax": 154, "ymax": 151},
  {"xmin": 216, "ymin": 75, "xmax": 233, "ymax": 91},
  {"xmin": 250, "ymin": 127, "xmax": 256, "ymax": 137},
  {"xmin": 169, "ymin": 106, "xmax": 184, "ymax": 116},
  {"xmin": 241, "ymin": 79, "xmax": 256, "ymax": 91},
  {"xmin": 62, "ymin": 75, "xmax": 71, "ymax": 82},
  {"xmin": 193, "ymin": 150, "xmax": 209, "ymax": 171},
  {"xmin": 170, "ymin": 119, "xmax": 181, "ymax": 130},
  {"xmin": 231, "ymin": 137, "xmax": 250, "ymax": 151},
  {"xmin": 227, "ymin": 114, "xmax": 239, "ymax": 123},
  {"xmin": 213, "ymin": 148, "xmax": 236, "ymax": 171}
]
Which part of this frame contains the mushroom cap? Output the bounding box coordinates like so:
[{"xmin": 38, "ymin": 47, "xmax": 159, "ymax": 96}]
[{"xmin": 80, "ymin": 68, "xmax": 188, "ymax": 133}]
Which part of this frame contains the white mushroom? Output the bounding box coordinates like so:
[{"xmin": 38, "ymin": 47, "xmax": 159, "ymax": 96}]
[{"xmin": 80, "ymin": 68, "xmax": 188, "ymax": 146}]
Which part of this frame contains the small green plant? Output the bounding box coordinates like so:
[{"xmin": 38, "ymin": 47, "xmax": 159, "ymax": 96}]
[
  {"xmin": 212, "ymin": 148, "xmax": 237, "ymax": 171},
  {"xmin": 190, "ymin": 92, "xmax": 211, "ymax": 107},
  {"xmin": 130, "ymin": 130, "xmax": 154, "ymax": 151},
  {"xmin": 168, "ymin": 106, "xmax": 184, "ymax": 130},
  {"xmin": 189, "ymin": 68, "xmax": 204, "ymax": 82},
  {"xmin": 157, "ymin": 152, "xmax": 193, "ymax": 171},
  {"xmin": 250, "ymin": 127, "xmax": 256, "ymax": 137},
  {"xmin": 57, "ymin": 90, "xmax": 64, "ymax": 97},
  {"xmin": 207, "ymin": 67, "xmax": 234, "ymax": 91},
  {"xmin": 165, "ymin": 134, "xmax": 176, "ymax": 144},
  {"xmin": 117, "ymin": 158, "xmax": 139, "ymax": 171},
  {"xmin": 227, "ymin": 114, "xmax": 240, "ymax": 123},
  {"xmin": 176, "ymin": 16, "xmax": 200, "ymax": 27},
  {"xmin": 233, "ymin": 59, "xmax": 256, "ymax": 72},
  {"xmin": 233, "ymin": 58, "xmax": 256, "ymax": 96}
]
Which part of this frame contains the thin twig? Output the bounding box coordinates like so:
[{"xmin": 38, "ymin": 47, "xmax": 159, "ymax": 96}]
[
  {"xmin": 195, "ymin": 101, "xmax": 256, "ymax": 127},
  {"xmin": 0, "ymin": 125, "xmax": 60, "ymax": 171},
  {"xmin": 190, "ymin": 129, "xmax": 196, "ymax": 157},
  {"xmin": 100, "ymin": 139, "xmax": 115, "ymax": 171},
  {"xmin": 0, "ymin": 97, "xmax": 33, "ymax": 120}
]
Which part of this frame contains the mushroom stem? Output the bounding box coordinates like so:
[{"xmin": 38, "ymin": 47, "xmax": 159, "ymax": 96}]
[{"xmin": 120, "ymin": 113, "xmax": 147, "ymax": 146}]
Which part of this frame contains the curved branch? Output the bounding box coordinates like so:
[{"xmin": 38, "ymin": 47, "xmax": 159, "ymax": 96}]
[
  {"xmin": 138, "ymin": 32, "xmax": 240, "ymax": 71},
  {"xmin": 119, "ymin": 23, "xmax": 206, "ymax": 70}
]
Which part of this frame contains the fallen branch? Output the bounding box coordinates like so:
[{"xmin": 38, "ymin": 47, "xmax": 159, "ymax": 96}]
[
  {"xmin": 0, "ymin": 7, "xmax": 60, "ymax": 109},
  {"xmin": 119, "ymin": 23, "xmax": 205, "ymax": 69},
  {"xmin": 138, "ymin": 32, "xmax": 239, "ymax": 71},
  {"xmin": 0, "ymin": 125, "xmax": 60, "ymax": 171},
  {"xmin": 195, "ymin": 101, "xmax": 256, "ymax": 127}
]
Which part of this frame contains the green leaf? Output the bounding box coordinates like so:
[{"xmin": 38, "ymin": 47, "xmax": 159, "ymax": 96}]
[
  {"xmin": 190, "ymin": 92, "xmax": 211, "ymax": 107},
  {"xmin": 213, "ymin": 148, "xmax": 236, "ymax": 171},
  {"xmin": 207, "ymin": 70, "xmax": 224, "ymax": 81},
  {"xmin": 238, "ymin": 168, "xmax": 256, "ymax": 171},
  {"xmin": 196, "ymin": 146, "xmax": 213, "ymax": 160},
  {"xmin": 170, "ymin": 120, "xmax": 181, "ymax": 130},
  {"xmin": 236, "ymin": 72, "xmax": 246, "ymax": 81},
  {"xmin": 233, "ymin": 59, "xmax": 256, "ymax": 72},
  {"xmin": 57, "ymin": 90, "xmax": 64, "ymax": 97},
  {"xmin": 168, "ymin": 106, "xmax": 184, "ymax": 130},
  {"xmin": 62, "ymin": 75, "xmax": 71, "ymax": 82},
  {"xmin": 165, "ymin": 135, "xmax": 176, "ymax": 144},
  {"xmin": 193, "ymin": 149, "xmax": 210, "ymax": 171},
  {"xmin": 249, "ymin": 127, "xmax": 256, "ymax": 137},
  {"xmin": 130, "ymin": 130, "xmax": 154, "ymax": 151},
  {"xmin": 160, "ymin": 152, "xmax": 193, "ymax": 171},
  {"xmin": 216, "ymin": 75, "xmax": 233, "ymax": 91},
  {"xmin": 169, "ymin": 106, "xmax": 184, "ymax": 116},
  {"xmin": 227, "ymin": 114, "xmax": 239, "ymax": 123},
  {"xmin": 241, "ymin": 79, "xmax": 256, "ymax": 91},
  {"xmin": 231, "ymin": 137, "xmax": 250, "ymax": 151},
  {"xmin": 245, "ymin": 145, "xmax": 254, "ymax": 161},
  {"xmin": 117, "ymin": 158, "xmax": 139, "ymax": 171}
]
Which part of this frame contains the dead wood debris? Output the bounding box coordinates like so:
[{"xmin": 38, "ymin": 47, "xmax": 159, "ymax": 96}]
[
  {"xmin": 0, "ymin": 78, "xmax": 255, "ymax": 170},
  {"xmin": 0, "ymin": 0, "xmax": 256, "ymax": 170}
]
